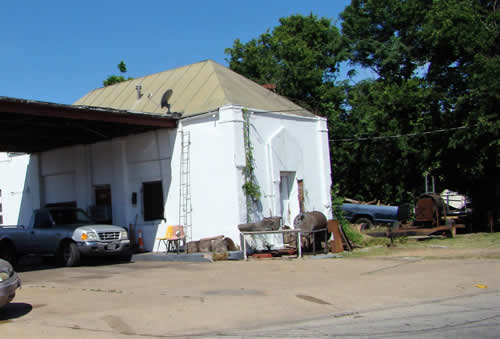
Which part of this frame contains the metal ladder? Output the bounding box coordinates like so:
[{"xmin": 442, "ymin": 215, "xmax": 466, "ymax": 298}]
[{"xmin": 179, "ymin": 131, "xmax": 192, "ymax": 241}]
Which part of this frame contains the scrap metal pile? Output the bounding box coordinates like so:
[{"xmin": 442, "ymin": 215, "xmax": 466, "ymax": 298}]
[{"xmin": 238, "ymin": 212, "xmax": 336, "ymax": 258}]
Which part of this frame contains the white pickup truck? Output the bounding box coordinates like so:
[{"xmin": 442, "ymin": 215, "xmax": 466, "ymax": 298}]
[{"xmin": 0, "ymin": 207, "xmax": 131, "ymax": 267}]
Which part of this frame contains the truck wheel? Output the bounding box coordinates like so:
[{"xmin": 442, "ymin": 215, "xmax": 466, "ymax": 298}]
[
  {"xmin": 0, "ymin": 241, "xmax": 17, "ymax": 266},
  {"xmin": 119, "ymin": 251, "xmax": 133, "ymax": 263},
  {"xmin": 355, "ymin": 217, "xmax": 373, "ymax": 231},
  {"xmin": 58, "ymin": 242, "xmax": 81, "ymax": 267}
]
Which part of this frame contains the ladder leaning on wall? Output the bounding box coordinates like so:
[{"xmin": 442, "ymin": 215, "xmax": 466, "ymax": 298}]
[{"xmin": 179, "ymin": 131, "xmax": 193, "ymax": 242}]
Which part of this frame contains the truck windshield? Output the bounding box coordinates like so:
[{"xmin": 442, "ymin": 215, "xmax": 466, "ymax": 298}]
[{"xmin": 49, "ymin": 209, "xmax": 91, "ymax": 225}]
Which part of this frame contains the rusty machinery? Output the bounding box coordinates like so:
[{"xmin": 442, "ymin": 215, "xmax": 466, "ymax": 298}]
[
  {"xmin": 388, "ymin": 193, "xmax": 460, "ymax": 238},
  {"xmin": 293, "ymin": 211, "xmax": 329, "ymax": 253},
  {"xmin": 414, "ymin": 193, "xmax": 448, "ymax": 227}
]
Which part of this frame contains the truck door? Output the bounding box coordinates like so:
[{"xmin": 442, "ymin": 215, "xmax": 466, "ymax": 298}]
[{"xmin": 31, "ymin": 210, "xmax": 58, "ymax": 254}]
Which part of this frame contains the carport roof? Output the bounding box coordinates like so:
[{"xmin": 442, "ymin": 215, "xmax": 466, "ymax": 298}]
[{"xmin": 0, "ymin": 96, "xmax": 179, "ymax": 153}]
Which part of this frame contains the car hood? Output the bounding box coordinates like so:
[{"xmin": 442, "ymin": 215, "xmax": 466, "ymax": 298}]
[{"xmin": 77, "ymin": 224, "xmax": 125, "ymax": 232}]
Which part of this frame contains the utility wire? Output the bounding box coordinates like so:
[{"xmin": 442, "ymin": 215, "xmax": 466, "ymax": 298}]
[{"xmin": 329, "ymin": 125, "xmax": 469, "ymax": 143}]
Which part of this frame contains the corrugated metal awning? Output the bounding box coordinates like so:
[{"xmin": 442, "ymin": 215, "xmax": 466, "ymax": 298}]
[{"xmin": 0, "ymin": 97, "xmax": 179, "ymax": 153}]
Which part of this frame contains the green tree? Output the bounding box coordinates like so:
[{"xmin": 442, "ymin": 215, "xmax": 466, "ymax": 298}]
[
  {"xmin": 225, "ymin": 14, "xmax": 347, "ymax": 113},
  {"xmin": 339, "ymin": 0, "xmax": 499, "ymax": 206},
  {"xmin": 103, "ymin": 60, "xmax": 134, "ymax": 87},
  {"xmin": 225, "ymin": 4, "xmax": 498, "ymax": 218}
]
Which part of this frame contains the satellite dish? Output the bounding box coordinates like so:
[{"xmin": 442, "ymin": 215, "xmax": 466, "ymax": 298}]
[{"xmin": 161, "ymin": 89, "xmax": 173, "ymax": 113}]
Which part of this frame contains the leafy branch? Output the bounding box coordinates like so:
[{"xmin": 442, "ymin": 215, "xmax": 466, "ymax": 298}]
[{"xmin": 103, "ymin": 60, "xmax": 134, "ymax": 87}]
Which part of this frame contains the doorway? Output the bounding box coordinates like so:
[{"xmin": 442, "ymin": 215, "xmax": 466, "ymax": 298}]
[
  {"xmin": 279, "ymin": 172, "xmax": 295, "ymax": 226},
  {"xmin": 93, "ymin": 185, "xmax": 112, "ymax": 224}
]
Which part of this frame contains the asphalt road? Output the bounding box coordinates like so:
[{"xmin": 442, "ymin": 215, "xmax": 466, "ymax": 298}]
[{"xmin": 224, "ymin": 291, "xmax": 500, "ymax": 338}]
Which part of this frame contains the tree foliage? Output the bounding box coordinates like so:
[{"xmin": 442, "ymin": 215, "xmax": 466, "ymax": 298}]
[
  {"xmin": 225, "ymin": 3, "xmax": 499, "ymax": 213},
  {"xmin": 225, "ymin": 14, "xmax": 347, "ymax": 113},
  {"xmin": 103, "ymin": 60, "xmax": 133, "ymax": 87},
  {"xmin": 338, "ymin": 0, "xmax": 499, "ymax": 204}
]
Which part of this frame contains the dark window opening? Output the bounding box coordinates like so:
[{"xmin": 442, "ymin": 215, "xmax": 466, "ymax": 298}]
[
  {"xmin": 143, "ymin": 181, "xmax": 164, "ymax": 221},
  {"xmin": 92, "ymin": 185, "xmax": 113, "ymax": 224},
  {"xmin": 49, "ymin": 209, "xmax": 91, "ymax": 225},
  {"xmin": 45, "ymin": 201, "xmax": 77, "ymax": 208},
  {"xmin": 34, "ymin": 211, "xmax": 54, "ymax": 229}
]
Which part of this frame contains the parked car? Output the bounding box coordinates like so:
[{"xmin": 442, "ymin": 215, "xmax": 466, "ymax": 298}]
[
  {"xmin": 341, "ymin": 203, "xmax": 410, "ymax": 230},
  {"xmin": 0, "ymin": 207, "xmax": 131, "ymax": 267},
  {"xmin": 0, "ymin": 258, "xmax": 20, "ymax": 308}
]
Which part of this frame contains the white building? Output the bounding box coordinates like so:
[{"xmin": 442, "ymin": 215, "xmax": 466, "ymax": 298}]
[{"xmin": 0, "ymin": 60, "xmax": 332, "ymax": 251}]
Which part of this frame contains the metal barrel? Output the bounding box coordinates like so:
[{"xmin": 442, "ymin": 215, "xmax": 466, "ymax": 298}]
[{"xmin": 293, "ymin": 211, "xmax": 327, "ymax": 232}]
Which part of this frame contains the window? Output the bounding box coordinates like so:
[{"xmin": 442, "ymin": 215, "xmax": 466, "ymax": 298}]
[
  {"xmin": 33, "ymin": 211, "xmax": 54, "ymax": 229},
  {"xmin": 142, "ymin": 181, "xmax": 164, "ymax": 221},
  {"xmin": 49, "ymin": 209, "xmax": 91, "ymax": 225}
]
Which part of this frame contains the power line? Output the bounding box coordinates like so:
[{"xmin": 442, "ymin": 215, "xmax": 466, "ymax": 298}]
[{"xmin": 329, "ymin": 125, "xmax": 469, "ymax": 143}]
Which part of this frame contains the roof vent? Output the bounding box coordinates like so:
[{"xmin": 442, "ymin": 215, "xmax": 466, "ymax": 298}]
[
  {"xmin": 136, "ymin": 85, "xmax": 143, "ymax": 99},
  {"xmin": 161, "ymin": 89, "xmax": 173, "ymax": 114}
]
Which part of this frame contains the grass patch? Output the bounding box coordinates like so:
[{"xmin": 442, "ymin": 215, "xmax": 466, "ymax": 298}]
[
  {"xmin": 342, "ymin": 223, "xmax": 363, "ymax": 244},
  {"xmin": 395, "ymin": 233, "xmax": 500, "ymax": 249},
  {"xmin": 342, "ymin": 223, "xmax": 390, "ymax": 248},
  {"xmin": 343, "ymin": 246, "xmax": 393, "ymax": 258},
  {"xmin": 341, "ymin": 233, "xmax": 500, "ymax": 258}
]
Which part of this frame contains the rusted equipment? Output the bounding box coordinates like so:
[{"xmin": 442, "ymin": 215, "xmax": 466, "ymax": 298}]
[
  {"xmin": 414, "ymin": 193, "xmax": 447, "ymax": 227},
  {"xmin": 297, "ymin": 180, "xmax": 305, "ymax": 213},
  {"xmin": 293, "ymin": 211, "xmax": 329, "ymax": 253},
  {"xmin": 362, "ymin": 193, "xmax": 466, "ymax": 240},
  {"xmin": 293, "ymin": 211, "xmax": 327, "ymax": 232},
  {"xmin": 390, "ymin": 223, "xmax": 462, "ymax": 238},
  {"xmin": 238, "ymin": 217, "xmax": 281, "ymax": 232},
  {"xmin": 327, "ymin": 220, "xmax": 344, "ymax": 253}
]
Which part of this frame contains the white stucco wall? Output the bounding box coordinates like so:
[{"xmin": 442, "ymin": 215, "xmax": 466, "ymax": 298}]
[
  {"xmin": 0, "ymin": 105, "xmax": 332, "ymax": 251},
  {"xmin": 0, "ymin": 153, "xmax": 40, "ymax": 226},
  {"xmin": 244, "ymin": 110, "xmax": 333, "ymax": 226}
]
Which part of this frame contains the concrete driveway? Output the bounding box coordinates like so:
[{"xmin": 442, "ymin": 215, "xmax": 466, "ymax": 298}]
[{"xmin": 1, "ymin": 255, "xmax": 499, "ymax": 337}]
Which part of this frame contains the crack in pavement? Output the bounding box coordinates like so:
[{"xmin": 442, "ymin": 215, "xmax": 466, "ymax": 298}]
[{"xmin": 360, "ymin": 258, "xmax": 423, "ymax": 275}]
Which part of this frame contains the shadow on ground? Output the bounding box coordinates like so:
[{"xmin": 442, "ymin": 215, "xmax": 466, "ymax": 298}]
[
  {"xmin": 14, "ymin": 255, "xmax": 132, "ymax": 273},
  {"xmin": 0, "ymin": 302, "xmax": 32, "ymax": 321}
]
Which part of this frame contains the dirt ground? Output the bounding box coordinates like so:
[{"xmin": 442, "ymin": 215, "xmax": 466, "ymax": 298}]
[{"xmin": 2, "ymin": 245, "xmax": 500, "ymax": 338}]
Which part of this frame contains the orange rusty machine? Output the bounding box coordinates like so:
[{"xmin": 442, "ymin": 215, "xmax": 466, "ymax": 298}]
[{"xmin": 390, "ymin": 193, "xmax": 463, "ymax": 238}]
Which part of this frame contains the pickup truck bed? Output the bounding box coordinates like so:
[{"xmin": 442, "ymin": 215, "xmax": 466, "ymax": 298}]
[{"xmin": 341, "ymin": 203, "xmax": 410, "ymax": 229}]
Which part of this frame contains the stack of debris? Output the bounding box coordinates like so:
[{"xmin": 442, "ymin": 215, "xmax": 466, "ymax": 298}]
[
  {"xmin": 238, "ymin": 217, "xmax": 294, "ymax": 257},
  {"xmin": 186, "ymin": 236, "xmax": 237, "ymax": 259}
]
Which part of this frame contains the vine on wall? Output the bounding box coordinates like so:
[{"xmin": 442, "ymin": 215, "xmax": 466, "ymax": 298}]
[{"xmin": 242, "ymin": 109, "xmax": 261, "ymax": 220}]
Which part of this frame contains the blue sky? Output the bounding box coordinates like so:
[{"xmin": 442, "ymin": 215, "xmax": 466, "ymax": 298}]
[{"xmin": 1, "ymin": 0, "xmax": 355, "ymax": 104}]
